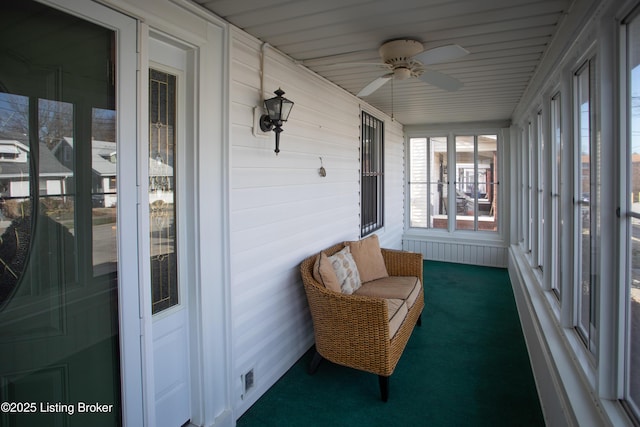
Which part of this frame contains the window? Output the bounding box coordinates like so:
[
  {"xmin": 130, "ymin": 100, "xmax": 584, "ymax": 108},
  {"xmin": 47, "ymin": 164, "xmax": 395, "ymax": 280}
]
[
  {"xmin": 519, "ymin": 127, "xmax": 527, "ymax": 245},
  {"xmin": 625, "ymin": 9, "xmax": 640, "ymax": 419},
  {"xmin": 525, "ymin": 112, "xmax": 545, "ymax": 269},
  {"xmin": 537, "ymin": 110, "xmax": 545, "ymax": 271},
  {"xmin": 574, "ymin": 58, "xmax": 597, "ymax": 353},
  {"xmin": 408, "ymin": 136, "xmax": 448, "ymax": 229},
  {"xmin": 551, "ymin": 93, "xmax": 563, "ymax": 299},
  {"xmin": 455, "ymin": 135, "xmax": 498, "ymax": 231},
  {"xmin": 149, "ymin": 68, "xmax": 179, "ymax": 314},
  {"xmin": 361, "ymin": 111, "xmax": 384, "ymax": 236},
  {"xmin": 408, "ymin": 133, "xmax": 498, "ymax": 232},
  {"xmin": 527, "ymin": 122, "xmax": 534, "ymax": 254}
]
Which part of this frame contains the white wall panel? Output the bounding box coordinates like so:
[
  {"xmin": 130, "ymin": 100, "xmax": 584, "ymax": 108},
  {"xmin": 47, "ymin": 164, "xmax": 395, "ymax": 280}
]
[
  {"xmin": 229, "ymin": 27, "xmax": 405, "ymax": 417},
  {"xmin": 403, "ymin": 237, "xmax": 507, "ymax": 268},
  {"xmin": 379, "ymin": 119, "xmax": 405, "ymax": 249}
]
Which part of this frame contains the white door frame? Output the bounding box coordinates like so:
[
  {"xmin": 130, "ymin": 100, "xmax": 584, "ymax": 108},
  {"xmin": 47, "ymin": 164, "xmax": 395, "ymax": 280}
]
[
  {"xmin": 145, "ymin": 33, "xmax": 196, "ymax": 427},
  {"xmin": 136, "ymin": 14, "xmax": 233, "ymax": 427}
]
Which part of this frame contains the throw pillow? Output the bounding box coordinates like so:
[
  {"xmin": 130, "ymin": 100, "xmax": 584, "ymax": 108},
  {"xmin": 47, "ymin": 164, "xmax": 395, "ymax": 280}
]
[
  {"xmin": 327, "ymin": 246, "xmax": 361, "ymax": 294},
  {"xmin": 347, "ymin": 234, "xmax": 389, "ymax": 283},
  {"xmin": 312, "ymin": 251, "xmax": 341, "ymax": 293}
]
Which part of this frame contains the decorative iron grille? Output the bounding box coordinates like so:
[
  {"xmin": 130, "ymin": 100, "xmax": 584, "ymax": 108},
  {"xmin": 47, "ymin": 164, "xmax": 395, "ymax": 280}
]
[{"xmin": 361, "ymin": 111, "xmax": 384, "ymax": 236}]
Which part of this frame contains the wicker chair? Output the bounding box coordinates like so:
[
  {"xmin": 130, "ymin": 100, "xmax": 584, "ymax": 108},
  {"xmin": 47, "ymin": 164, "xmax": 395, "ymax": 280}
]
[{"xmin": 300, "ymin": 242, "xmax": 424, "ymax": 401}]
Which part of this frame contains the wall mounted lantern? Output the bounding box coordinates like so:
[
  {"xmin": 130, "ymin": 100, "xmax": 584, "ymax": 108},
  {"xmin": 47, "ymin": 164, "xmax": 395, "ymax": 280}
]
[{"xmin": 259, "ymin": 88, "xmax": 294, "ymax": 155}]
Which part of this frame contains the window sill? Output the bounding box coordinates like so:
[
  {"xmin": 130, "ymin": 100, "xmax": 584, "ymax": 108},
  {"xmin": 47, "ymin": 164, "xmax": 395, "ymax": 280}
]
[{"xmin": 509, "ymin": 245, "xmax": 634, "ymax": 427}]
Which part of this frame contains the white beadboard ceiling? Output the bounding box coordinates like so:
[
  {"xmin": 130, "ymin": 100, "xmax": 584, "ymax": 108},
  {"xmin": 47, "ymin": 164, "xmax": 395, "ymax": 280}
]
[{"xmin": 194, "ymin": 0, "xmax": 572, "ymax": 125}]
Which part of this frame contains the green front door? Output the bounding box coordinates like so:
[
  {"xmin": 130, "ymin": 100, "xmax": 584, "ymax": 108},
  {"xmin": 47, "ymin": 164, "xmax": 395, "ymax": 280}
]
[{"xmin": 0, "ymin": 1, "xmax": 128, "ymax": 425}]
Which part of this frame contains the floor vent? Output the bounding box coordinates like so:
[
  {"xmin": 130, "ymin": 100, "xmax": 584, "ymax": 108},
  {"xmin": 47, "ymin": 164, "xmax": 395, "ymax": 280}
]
[{"xmin": 241, "ymin": 369, "xmax": 255, "ymax": 399}]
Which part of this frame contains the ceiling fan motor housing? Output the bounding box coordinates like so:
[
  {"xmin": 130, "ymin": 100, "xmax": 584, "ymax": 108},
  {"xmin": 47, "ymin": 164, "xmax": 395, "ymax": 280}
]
[
  {"xmin": 379, "ymin": 39, "xmax": 423, "ymax": 62},
  {"xmin": 379, "ymin": 39, "xmax": 425, "ymax": 77}
]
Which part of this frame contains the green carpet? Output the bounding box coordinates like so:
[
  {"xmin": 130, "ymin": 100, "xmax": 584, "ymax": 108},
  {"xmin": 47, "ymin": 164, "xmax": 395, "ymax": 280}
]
[{"xmin": 237, "ymin": 261, "xmax": 544, "ymax": 427}]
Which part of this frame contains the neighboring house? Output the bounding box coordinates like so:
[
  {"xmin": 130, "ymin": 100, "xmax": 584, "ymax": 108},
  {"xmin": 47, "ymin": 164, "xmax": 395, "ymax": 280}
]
[
  {"xmin": 52, "ymin": 137, "xmax": 173, "ymax": 207},
  {"xmin": 633, "ymin": 154, "xmax": 640, "ymax": 201},
  {"xmin": 0, "ymin": 139, "xmax": 72, "ymax": 199},
  {"xmin": 53, "ymin": 137, "xmax": 119, "ymax": 207},
  {"xmin": 91, "ymin": 139, "xmax": 118, "ymax": 207}
]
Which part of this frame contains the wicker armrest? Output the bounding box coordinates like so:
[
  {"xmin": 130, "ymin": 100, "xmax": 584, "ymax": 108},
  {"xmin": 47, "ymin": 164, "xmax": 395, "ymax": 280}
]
[
  {"xmin": 381, "ymin": 248, "xmax": 423, "ymax": 280},
  {"xmin": 304, "ymin": 281, "xmax": 392, "ymax": 371},
  {"xmin": 304, "ymin": 280, "xmax": 389, "ymax": 339}
]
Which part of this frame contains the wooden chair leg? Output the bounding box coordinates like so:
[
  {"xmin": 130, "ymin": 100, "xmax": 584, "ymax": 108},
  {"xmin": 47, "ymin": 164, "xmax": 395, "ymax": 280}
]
[
  {"xmin": 378, "ymin": 375, "xmax": 389, "ymax": 402},
  {"xmin": 308, "ymin": 350, "xmax": 323, "ymax": 375}
]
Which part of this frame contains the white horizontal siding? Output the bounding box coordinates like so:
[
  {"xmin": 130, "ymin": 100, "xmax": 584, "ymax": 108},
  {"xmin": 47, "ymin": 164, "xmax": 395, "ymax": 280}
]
[
  {"xmin": 229, "ymin": 27, "xmax": 405, "ymax": 416},
  {"xmin": 379, "ymin": 118, "xmax": 404, "ymax": 250},
  {"xmin": 403, "ymin": 238, "xmax": 507, "ymax": 268}
]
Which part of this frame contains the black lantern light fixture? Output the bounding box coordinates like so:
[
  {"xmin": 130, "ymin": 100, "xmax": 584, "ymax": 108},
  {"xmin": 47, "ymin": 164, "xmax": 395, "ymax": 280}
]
[{"xmin": 259, "ymin": 88, "xmax": 294, "ymax": 155}]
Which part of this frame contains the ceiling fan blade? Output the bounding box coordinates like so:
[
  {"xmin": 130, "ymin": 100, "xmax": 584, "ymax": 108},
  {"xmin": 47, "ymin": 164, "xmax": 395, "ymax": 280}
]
[
  {"xmin": 357, "ymin": 74, "xmax": 392, "ymax": 97},
  {"xmin": 415, "ymin": 44, "xmax": 469, "ymax": 65},
  {"xmin": 314, "ymin": 62, "xmax": 388, "ymax": 68},
  {"xmin": 418, "ymin": 69, "xmax": 463, "ymax": 91}
]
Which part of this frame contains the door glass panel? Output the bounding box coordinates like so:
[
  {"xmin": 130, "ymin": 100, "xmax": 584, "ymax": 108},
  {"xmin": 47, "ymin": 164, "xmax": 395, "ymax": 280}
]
[
  {"xmin": 0, "ymin": 94, "xmax": 32, "ymax": 306},
  {"xmin": 0, "ymin": 1, "xmax": 121, "ymax": 425},
  {"xmin": 149, "ymin": 69, "xmax": 178, "ymax": 315},
  {"xmin": 38, "ymin": 99, "xmax": 77, "ymax": 289},
  {"xmin": 92, "ymin": 108, "xmax": 117, "ymax": 277}
]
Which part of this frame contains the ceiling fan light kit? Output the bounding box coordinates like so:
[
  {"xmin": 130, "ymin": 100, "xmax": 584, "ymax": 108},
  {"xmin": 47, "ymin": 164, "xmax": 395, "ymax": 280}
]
[{"xmin": 393, "ymin": 67, "xmax": 412, "ymax": 80}]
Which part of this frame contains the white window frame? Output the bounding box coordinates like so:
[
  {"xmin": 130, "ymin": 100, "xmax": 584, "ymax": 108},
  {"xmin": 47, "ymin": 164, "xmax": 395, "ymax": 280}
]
[
  {"xmin": 405, "ymin": 130, "xmax": 502, "ymax": 238},
  {"xmin": 407, "ymin": 136, "xmax": 449, "ymax": 229},
  {"xmin": 536, "ymin": 109, "xmax": 545, "ymax": 273},
  {"xmin": 550, "ymin": 92, "xmax": 563, "ymax": 300},
  {"xmin": 620, "ymin": 5, "xmax": 640, "ymax": 420},
  {"xmin": 526, "ymin": 121, "xmax": 534, "ymax": 257},
  {"xmin": 573, "ymin": 55, "xmax": 598, "ymax": 356}
]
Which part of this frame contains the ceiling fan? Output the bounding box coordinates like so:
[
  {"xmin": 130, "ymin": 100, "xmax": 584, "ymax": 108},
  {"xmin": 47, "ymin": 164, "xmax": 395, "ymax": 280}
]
[{"xmin": 354, "ymin": 39, "xmax": 469, "ymax": 97}]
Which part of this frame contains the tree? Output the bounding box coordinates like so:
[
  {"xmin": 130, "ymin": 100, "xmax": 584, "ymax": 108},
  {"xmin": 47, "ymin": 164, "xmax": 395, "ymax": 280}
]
[{"xmin": 0, "ymin": 93, "xmax": 116, "ymax": 145}]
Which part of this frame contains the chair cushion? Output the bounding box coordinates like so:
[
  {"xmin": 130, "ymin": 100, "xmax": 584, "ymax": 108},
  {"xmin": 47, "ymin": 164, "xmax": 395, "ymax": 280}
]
[
  {"xmin": 346, "ymin": 234, "xmax": 389, "ymax": 283},
  {"xmin": 327, "ymin": 246, "xmax": 361, "ymax": 294},
  {"xmin": 387, "ymin": 298, "xmax": 408, "ymax": 339},
  {"xmin": 354, "ymin": 276, "xmax": 421, "ymax": 308},
  {"xmin": 312, "ymin": 251, "xmax": 341, "ymax": 293}
]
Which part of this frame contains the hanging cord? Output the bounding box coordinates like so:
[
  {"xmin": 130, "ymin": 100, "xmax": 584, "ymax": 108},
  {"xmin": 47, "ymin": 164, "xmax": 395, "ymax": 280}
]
[
  {"xmin": 260, "ymin": 42, "xmax": 271, "ymax": 105},
  {"xmin": 391, "ymin": 77, "xmax": 395, "ymax": 121}
]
